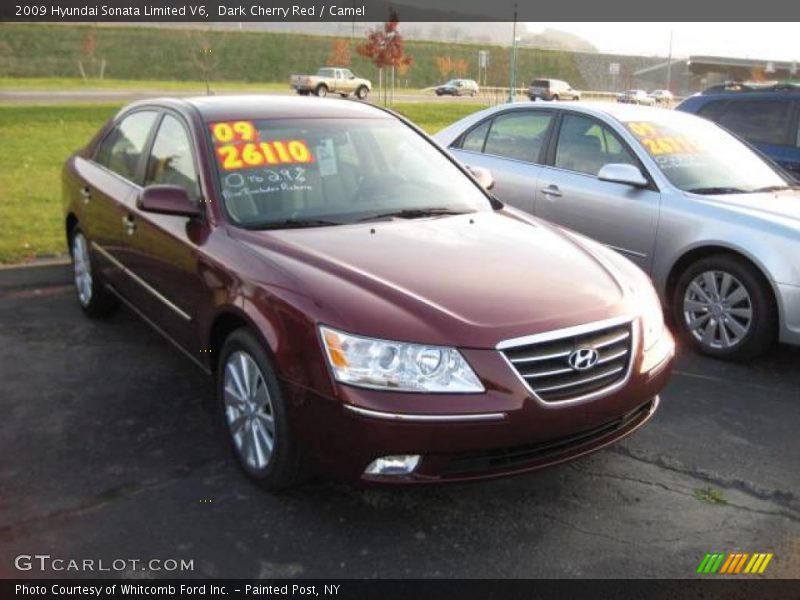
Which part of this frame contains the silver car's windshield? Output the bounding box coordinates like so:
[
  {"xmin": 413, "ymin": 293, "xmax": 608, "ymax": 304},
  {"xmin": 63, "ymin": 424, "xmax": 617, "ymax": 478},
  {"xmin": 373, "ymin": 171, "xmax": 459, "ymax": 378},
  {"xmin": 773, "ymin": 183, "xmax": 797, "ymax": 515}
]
[
  {"xmin": 209, "ymin": 118, "xmax": 492, "ymax": 228},
  {"xmin": 623, "ymin": 113, "xmax": 790, "ymax": 194}
]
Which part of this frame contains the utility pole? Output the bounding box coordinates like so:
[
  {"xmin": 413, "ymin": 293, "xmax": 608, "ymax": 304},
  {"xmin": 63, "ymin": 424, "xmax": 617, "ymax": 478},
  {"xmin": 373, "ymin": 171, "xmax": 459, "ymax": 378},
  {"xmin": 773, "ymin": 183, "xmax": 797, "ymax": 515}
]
[
  {"xmin": 665, "ymin": 30, "xmax": 674, "ymax": 92},
  {"xmin": 508, "ymin": 4, "xmax": 518, "ymax": 103}
]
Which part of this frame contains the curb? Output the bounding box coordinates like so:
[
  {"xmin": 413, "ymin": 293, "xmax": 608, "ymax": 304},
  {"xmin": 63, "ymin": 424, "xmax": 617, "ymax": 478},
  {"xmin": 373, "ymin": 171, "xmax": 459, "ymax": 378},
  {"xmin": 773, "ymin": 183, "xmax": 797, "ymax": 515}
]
[{"xmin": 0, "ymin": 257, "xmax": 72, "ymax": 290}]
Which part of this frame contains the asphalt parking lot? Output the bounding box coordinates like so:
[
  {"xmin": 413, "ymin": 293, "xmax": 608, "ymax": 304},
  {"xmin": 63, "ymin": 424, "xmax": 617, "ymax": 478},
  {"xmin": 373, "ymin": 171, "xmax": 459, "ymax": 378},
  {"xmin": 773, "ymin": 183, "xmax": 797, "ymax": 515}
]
[{"xmin": 1, "ymin": 276, "xmax": 798, "ymax": 579}]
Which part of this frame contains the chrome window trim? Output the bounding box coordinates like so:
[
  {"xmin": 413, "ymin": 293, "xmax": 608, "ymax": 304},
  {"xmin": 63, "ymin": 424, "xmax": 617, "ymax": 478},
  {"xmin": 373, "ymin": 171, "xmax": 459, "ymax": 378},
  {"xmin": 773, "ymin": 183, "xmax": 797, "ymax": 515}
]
[
  {"xmin": 91, "ymin": 241, "xmax": 192, "ymax": 322},
  {"xmin": 497, "ymin": 315, "xmax": 639, "ymax": 407},
  {"xmin": 344, "ymin": 404, "xmax": 506, "ymax": 422}
]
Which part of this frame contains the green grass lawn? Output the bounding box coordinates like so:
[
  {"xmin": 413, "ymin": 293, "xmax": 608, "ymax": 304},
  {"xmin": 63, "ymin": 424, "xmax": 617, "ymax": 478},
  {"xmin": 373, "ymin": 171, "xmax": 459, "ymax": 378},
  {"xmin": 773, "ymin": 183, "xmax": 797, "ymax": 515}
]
[{"xmin": 0, "ymin": 101, "xmax": 486, "ymax": 264}]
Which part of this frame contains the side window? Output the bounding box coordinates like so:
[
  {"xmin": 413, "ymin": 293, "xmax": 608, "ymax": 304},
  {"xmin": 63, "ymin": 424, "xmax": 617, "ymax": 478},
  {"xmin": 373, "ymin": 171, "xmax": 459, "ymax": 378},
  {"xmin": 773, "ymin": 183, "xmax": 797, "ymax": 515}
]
[
  {"xmin": 94, "ymin": 111, "xmax": 158, "ymax": 182},
  {"xmin": 555, "ymin": 115, "xmax": 636, "ymax": 176},
  {"xmin": 144, "ymin": 114, "xmax": 200, "ymax": 200},
  {"xmin": 459, "ymin": 119, "xmax": 492, "ymax": 153},
  {"xmin": 483, "ymin": 111, "xmax": 553, "ymax": 163},
  {"xmin": 795, "ymin": 108, "xmax": 800, "ymax": 147},
  {"xmin": 697, "ymin": 100, "xmax": 728, "ymax": 122},
  {"xmin": 718, "ymin": 100, "xmax": 793, "ymax": 145}
]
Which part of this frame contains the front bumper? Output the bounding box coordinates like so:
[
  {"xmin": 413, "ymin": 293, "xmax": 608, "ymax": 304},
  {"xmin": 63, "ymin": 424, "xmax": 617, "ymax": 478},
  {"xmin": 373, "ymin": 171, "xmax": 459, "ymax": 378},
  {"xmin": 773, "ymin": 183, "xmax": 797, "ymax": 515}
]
[{"xmin": 284, "ymin": 329, "xmax": 674, "ymax": 484}]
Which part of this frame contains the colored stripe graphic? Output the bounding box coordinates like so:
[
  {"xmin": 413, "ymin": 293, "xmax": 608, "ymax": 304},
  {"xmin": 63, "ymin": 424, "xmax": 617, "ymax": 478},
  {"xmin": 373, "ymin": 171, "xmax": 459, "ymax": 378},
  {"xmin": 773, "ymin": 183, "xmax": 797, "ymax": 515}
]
[{"xmin": 699, "ymin": 552, "xmax": 774, "ymax": 575}]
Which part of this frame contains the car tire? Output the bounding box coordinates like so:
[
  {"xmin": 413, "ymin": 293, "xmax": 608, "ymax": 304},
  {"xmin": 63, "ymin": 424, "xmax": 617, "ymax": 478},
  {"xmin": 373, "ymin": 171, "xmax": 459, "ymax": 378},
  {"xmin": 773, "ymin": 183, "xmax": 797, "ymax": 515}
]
[
  {"xmin": 297, "ymin": 90, "xmax": 309, "ymax": 96},
  {"xmin": 672, "ymin": 254, "xmax": 776, "ymax": 361},
  {"xmin": 552, "ymin": 94, "xmax": 559, "ymax": 101},
  {"xmin": 69, "ymin": 227, "xmax": 119, "ymax": 319},
  {"xmin": 315, "ymin": 84, "xmax": 328, "ymax": 98},
  {"xmin": 217, "ymin": 328, "xmax": 303, "ymax": 490},
  {"xmin": 356, "ymin": 85, "xmax": 369, "ymax": 100}
]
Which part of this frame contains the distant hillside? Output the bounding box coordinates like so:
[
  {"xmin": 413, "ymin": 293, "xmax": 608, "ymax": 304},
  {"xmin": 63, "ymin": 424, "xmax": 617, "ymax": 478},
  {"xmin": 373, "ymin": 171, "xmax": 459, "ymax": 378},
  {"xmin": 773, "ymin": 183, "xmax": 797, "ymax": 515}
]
[{"xmin": 0, "ymin": 23, "xmax": 662, "ymax": 91}]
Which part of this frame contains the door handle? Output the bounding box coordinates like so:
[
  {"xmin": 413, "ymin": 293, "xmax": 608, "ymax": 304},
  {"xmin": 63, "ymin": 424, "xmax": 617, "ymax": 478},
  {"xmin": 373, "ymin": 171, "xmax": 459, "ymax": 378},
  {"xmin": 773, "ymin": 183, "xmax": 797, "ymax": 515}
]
[
  {"xmin": 540, "ymin": 185, "xmax": 563, "ymax": 198},
  {"xmin": 122, "ymin": 214, "xmax": 137, "ymax": 236},
  {"xmin": 80, "ymin": 186, "xmax": 91, "ymax": 204}
]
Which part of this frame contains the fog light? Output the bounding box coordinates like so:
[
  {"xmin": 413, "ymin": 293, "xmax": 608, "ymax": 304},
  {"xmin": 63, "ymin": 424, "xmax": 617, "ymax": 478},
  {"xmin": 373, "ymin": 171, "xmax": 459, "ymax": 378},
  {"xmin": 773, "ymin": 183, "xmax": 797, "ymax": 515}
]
[{"xmin": 364, "ymin": 455, "xmax": 421, "ymax": 476}]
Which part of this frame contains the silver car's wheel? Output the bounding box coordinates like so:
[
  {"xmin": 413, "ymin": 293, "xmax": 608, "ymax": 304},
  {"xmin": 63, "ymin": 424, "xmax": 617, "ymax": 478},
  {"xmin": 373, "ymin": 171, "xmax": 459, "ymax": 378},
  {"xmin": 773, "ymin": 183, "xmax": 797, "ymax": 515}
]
[
  {"xmin": 683, "ymin": 270, "xmax": 753, "ymax": 350},
  {"xmin": 223, "ymin": 350, "xmax": 276, "ymax": 472},
  {"xmin": 72, "ymin": 232, "xmax": 93, "ymax": 307}
]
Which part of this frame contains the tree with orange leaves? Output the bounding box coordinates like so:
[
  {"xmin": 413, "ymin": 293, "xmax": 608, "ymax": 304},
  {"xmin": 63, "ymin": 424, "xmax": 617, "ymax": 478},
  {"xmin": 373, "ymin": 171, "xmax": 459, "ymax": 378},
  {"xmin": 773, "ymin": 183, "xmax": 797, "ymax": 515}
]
[
  {"xmin": 326, "ymin": 39, "xmax": 351, "ymax": 67},
  {"xmin": 356, "ymin": 9, "xmax": 412, "ymax": 103}
]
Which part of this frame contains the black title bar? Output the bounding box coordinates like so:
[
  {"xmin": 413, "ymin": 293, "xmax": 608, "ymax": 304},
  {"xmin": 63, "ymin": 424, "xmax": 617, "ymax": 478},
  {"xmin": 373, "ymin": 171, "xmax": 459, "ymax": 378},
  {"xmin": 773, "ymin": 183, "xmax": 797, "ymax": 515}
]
[
  {"xmin": 2, "ymin": 0, "xmax": 797, "ymax": 22},
  {"xmin": 4, "ymin": 579, "xmax": 800, "ymax": 600}
]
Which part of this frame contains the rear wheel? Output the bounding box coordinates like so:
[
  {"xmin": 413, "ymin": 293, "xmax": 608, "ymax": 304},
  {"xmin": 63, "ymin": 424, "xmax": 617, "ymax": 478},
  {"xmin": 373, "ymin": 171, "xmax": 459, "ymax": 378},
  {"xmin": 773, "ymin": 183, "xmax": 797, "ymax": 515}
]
[
  {"xmin": 552, "ymin": 94, "xmax": 559, "ymax": 101},
  {"xmin": 315, "ymin": 84, "xmax": 328, "ymax": 98},
  {"xmin": 217, "ymin": 329, "xmax": 302, "ymax": 490},
  {"xmin": 672, "ymin": 254, "xmax": 776, "ymax": 360},
  {"xmin": 69, "ymin": 227, "xmax": 119, "ymax": 318}
]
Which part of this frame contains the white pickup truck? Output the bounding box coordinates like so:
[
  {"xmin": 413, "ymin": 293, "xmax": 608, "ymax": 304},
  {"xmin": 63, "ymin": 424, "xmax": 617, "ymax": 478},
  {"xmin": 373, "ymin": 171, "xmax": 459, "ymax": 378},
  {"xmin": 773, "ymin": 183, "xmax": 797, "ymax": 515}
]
[{"xmin": 290, "ymin": 67, "xmax": 372, "ymax": 99}]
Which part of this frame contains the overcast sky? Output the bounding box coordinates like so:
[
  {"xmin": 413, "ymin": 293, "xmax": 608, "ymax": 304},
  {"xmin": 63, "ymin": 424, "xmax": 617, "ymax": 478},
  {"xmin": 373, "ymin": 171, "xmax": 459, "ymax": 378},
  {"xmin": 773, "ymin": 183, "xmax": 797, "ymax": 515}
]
[{"xmin": 527, "ymin": 23, "xmax": 800, "ymax": 61}]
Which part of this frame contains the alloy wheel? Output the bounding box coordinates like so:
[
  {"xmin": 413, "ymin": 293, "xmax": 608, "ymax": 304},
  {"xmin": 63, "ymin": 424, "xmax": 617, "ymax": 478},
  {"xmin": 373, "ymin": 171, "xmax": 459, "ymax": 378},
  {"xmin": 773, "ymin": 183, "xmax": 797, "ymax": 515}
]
[
  {"xmin": 72, "ymin": 232, "xmax": 93, "ymax": 307},
  {"xmin": 682, "ymin": 270, "xmax": 753, "ymax": 349},
  {"xmin": 223, "ymin": 351, "xmax": 276, "ymax": 471}
]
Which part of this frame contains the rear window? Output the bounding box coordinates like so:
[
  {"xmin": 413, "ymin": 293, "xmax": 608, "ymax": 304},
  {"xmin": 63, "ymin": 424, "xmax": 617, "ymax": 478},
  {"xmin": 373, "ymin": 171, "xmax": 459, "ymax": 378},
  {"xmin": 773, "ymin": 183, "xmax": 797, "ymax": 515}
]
[
  {"xmin": 208, "ymin": 118, "xmax": 491, "ymax": 228},
  {"xmin": 718, "ymin": 100, "xmax": 794, "ymax": 146},
  {"xmin": 531, "ymin": 80, "xmax": 550, "ymax": 88}
]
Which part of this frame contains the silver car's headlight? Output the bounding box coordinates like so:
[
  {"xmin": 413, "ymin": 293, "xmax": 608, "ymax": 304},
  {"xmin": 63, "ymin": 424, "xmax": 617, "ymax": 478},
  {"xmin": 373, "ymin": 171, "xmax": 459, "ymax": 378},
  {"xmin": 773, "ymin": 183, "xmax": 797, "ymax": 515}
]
[{"xmin": 320, "ymin": 326, "xmax": 484, "ymax": 393}]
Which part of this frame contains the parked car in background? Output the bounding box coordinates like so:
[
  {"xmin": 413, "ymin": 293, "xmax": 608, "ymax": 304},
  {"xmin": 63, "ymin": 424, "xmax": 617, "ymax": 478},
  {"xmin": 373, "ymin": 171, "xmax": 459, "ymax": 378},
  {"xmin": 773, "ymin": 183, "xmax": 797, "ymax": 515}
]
[
  {"xmin": 649, "ymin": 90, "xmax": 674, "ymax": 105},
  {"xmin": 435, "ymin": 102, "xmax": 800, "ymax": 360},
  {"xmin": 62, "ymin": 95, "xmax": 674, "ymax": 489},
  {"xmin": 290, "ymin": 67, "xmax": 371, "ymax": 99},
  {"xmin": 676, "ymin": 83, "xmax": 800, "ymax": 181},
  {"xmin": 618, "ymin": 90, "xmax": 656, "ymax": 106},
  {"xmin": 528, "ymin": 79, "xmax": 581, "ymax": 101},
  {"xmin": 435, "ymin": 79, "xmax": 479, "ymax": 96}
]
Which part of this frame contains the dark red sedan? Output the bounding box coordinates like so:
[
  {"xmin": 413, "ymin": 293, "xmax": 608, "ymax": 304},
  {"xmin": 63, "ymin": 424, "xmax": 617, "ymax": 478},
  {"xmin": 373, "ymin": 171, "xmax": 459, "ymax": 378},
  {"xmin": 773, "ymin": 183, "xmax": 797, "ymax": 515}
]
[{"xmin": 63, "ymin": 96, "xmax": 674, "ymax": 489}]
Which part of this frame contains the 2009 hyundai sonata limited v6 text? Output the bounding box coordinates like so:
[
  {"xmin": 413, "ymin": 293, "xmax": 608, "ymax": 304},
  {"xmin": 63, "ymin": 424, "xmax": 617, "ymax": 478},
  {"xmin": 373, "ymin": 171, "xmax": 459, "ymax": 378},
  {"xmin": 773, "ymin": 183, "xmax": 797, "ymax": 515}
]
[{"xmin": 63, "ymin": 96, "xmax": 674, "ymax": 489}]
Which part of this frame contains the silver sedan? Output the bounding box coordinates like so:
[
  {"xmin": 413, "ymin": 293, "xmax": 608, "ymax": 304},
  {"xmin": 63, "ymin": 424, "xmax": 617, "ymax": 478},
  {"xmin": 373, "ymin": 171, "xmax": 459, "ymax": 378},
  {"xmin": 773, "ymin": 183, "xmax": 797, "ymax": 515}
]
[{"xmin": 434, "ymin": 102, "xmax": 800, "ymax": 360}]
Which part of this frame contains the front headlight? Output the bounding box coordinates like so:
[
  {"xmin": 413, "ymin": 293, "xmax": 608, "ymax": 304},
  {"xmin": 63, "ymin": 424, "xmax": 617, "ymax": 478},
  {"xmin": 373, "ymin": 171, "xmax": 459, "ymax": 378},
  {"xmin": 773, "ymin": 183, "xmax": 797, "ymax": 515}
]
[
  {"xmin": 320, "ymin": 326, "xmax": 484, "ymax": 393},
  {"xmin": 637, "ymin": 281, "xmax": 665, "ymax": 351}
]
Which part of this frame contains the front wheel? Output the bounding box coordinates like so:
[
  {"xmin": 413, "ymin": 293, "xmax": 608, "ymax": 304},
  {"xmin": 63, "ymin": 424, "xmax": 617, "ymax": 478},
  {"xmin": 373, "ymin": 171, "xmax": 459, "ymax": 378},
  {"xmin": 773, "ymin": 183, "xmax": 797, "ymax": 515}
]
[
  {"xmin": 217, "ymin": 329, "xmax": 302, "ymax": 489},
  {"xmin": 70, "ymin": 228, "xmax": 119, "ymax": 318},
  {"xmin": 672, "ymin": 254, "xmax": 776, "ymax": 360},
  {"xmin": 355, "ymin": 85, "xmax": 369, "ymax": 100}
]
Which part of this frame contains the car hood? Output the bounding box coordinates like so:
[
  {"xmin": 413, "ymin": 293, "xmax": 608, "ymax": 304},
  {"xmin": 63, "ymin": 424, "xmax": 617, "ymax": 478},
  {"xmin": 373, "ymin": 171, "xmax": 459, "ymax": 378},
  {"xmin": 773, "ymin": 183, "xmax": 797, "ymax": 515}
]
[
  {"xmin": 695, "ymin": 189, "xmax": 800, "ymax": 229},
  {"xmin": 234, "ymin": 211, "xmax": 632, "ymax": 349}
]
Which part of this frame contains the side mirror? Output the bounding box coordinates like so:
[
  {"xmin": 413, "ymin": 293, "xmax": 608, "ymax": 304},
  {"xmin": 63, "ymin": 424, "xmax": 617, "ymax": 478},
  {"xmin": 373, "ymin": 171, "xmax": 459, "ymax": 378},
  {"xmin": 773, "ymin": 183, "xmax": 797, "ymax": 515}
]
[
  {"xmin": 597, "ymin": 163, "xmax": 648, "ymax": 188},
  {"xmin": 138, "ymin": 185, "xmax": 204, "ymax": 218},
  {"xmin": 466, "ymin": 165, "xmax": 495, "ymax": 191}
]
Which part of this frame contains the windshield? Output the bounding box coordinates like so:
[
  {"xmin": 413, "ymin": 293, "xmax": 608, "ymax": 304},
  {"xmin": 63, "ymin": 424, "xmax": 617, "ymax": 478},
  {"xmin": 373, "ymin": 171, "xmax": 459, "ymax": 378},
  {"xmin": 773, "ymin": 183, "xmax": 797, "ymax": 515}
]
[
  {"xmin": 623, "ymin": 114, "xmax": 789, "ymax": 194},
  {"xmin": 209, "ymin": 118, "xmax": 491, "ymax": 228}
]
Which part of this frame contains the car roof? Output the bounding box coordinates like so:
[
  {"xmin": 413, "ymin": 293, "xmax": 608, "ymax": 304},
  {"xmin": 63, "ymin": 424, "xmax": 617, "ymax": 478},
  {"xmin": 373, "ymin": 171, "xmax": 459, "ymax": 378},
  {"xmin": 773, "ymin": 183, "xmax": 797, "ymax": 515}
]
[
  {"xmin": 129, "ymin": 95, "xmax": 393, "ymax": 122},
  {"xmin": 455, "ymin": 101, "xmax": 692, "ymax": 127}
]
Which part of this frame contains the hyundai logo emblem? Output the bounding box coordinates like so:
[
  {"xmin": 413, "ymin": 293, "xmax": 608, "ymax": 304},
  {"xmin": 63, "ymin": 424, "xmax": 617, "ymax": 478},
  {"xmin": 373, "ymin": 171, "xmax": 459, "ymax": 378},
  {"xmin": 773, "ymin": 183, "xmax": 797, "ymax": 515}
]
[{"xmin": 568, "ymin": 348, "xmax": 599, "ymax": 371}]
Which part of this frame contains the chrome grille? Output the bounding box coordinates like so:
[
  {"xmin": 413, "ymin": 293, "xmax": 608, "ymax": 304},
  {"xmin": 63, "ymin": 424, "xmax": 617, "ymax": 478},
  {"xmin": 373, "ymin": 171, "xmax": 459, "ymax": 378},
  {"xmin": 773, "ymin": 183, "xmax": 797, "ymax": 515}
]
[{"xmin": 501, "ymin": 320, "xmax": 633, "ymax": 402}]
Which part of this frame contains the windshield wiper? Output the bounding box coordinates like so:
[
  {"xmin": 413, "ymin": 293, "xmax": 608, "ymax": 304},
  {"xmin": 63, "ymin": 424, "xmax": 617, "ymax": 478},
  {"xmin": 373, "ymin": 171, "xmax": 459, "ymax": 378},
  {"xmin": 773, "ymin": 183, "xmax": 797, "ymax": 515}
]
[
  {"xmin": 750, "ymin": 184, "xmax": 800, "ymax": 193},
  {"xmin": 357, "ymin": 208, "xmax": 472, "ymax": 222},
  {"xmin": 256, "ymin": 218, "xmax": 343, "ymax": 230},
  {"xmin": 687, "ymin": 187, "xmax": 749, "ymax": 195}
]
